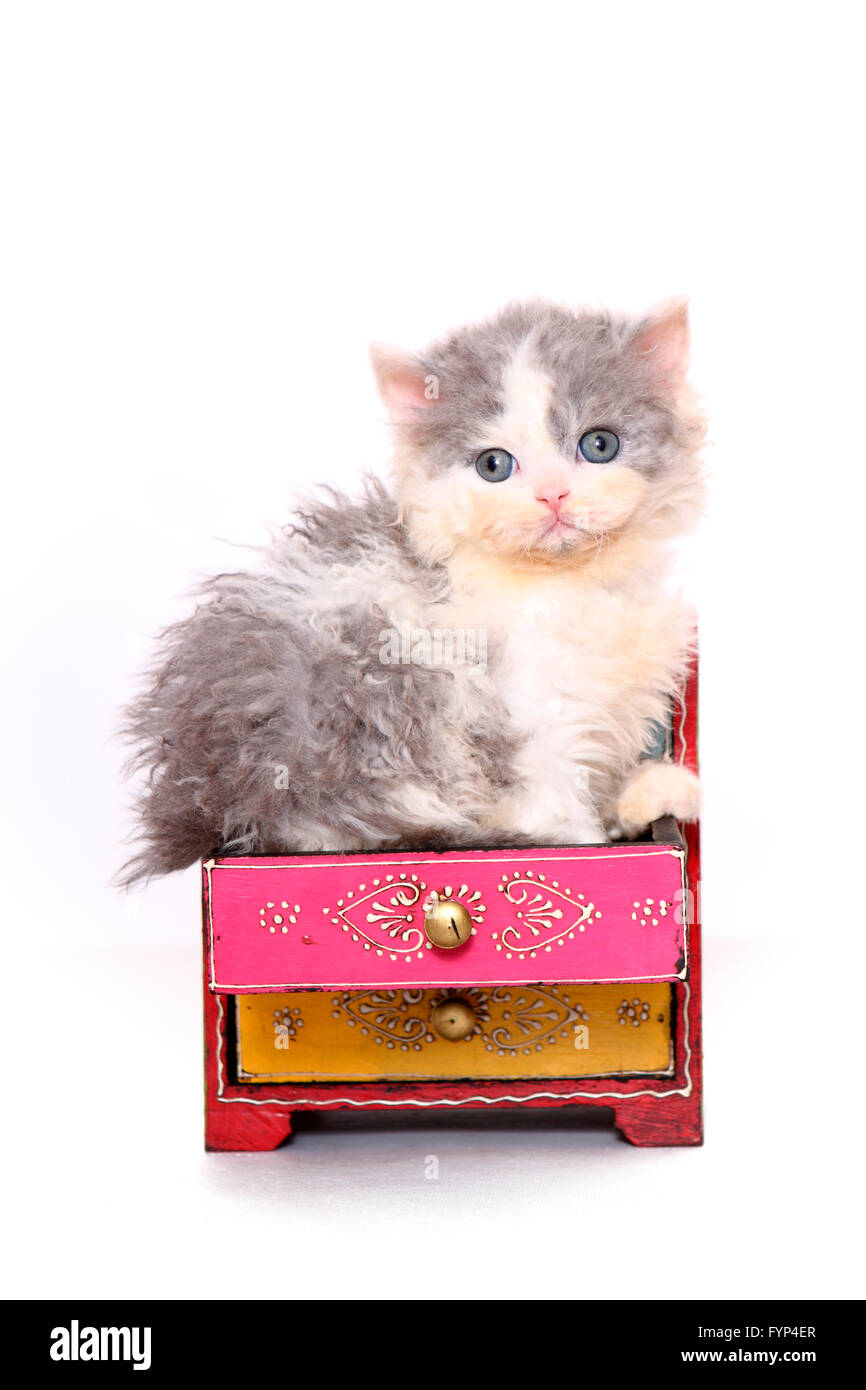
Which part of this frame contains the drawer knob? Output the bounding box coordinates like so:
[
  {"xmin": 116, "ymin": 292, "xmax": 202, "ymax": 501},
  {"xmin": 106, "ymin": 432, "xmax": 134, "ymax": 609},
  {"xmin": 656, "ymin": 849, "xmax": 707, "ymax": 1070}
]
[
  {"xmin": 430, "ymin": 997, "xmax": 476, "ymax": 1041},
  {"xmin": 424, "ymin": 897, "xmax": 473, "ymax": 949}
]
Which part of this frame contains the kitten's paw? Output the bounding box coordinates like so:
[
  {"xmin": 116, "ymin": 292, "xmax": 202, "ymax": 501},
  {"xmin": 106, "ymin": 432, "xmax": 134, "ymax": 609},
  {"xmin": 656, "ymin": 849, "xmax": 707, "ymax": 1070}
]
[{"xmin": 614, "ymin": 762, "xmax": 701, "ymax": 836}]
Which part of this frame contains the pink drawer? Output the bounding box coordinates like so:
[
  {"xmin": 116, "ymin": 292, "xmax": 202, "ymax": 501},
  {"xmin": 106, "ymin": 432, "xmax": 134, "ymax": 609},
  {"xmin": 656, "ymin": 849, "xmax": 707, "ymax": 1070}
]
[{"xmin": 204, "ymin": 839, "xmax": 687, "ymax": 993}]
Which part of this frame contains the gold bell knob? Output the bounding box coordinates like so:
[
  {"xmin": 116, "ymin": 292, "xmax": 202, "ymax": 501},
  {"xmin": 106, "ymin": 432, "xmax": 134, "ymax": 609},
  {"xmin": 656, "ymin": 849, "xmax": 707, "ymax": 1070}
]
[
  {"xmin": 423, "ymin": 897, "xmax": 473, "ymax": 949},
  {"xmin": 430, "ymin": 997, "xmax": 476, "ymax": 1041}
]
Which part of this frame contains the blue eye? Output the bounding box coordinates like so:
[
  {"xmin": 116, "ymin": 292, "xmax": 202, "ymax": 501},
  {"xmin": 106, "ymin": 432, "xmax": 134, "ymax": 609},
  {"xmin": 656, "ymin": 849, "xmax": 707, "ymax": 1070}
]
[
  {"xmin": 475, "ymin": 448, "xmax": 516, "ymax": 482},
  {"xmin": 578, "ymin": 429, "xmax": 620, "ymax": 463}
]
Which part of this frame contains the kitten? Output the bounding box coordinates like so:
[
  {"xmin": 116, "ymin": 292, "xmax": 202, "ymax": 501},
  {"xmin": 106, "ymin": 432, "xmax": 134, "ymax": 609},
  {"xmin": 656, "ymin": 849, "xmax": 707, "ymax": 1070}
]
[{"xmin": 121, "ymin": 298, "xmax": 704, "ymax": 884}]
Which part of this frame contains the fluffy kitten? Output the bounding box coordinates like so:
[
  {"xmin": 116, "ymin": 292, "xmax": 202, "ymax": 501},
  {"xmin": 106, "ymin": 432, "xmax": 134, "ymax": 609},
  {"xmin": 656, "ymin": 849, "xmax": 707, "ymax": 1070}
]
[{"xmin": 121, "ymin": 298, "xmax": 704, "ymax": 884}]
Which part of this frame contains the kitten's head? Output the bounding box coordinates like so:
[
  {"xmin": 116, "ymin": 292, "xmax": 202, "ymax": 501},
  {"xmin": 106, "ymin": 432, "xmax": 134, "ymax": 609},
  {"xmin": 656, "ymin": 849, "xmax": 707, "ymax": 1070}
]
[{"xmin": 372, "ymin": 299, "xmax": 705, "ymax": 571}]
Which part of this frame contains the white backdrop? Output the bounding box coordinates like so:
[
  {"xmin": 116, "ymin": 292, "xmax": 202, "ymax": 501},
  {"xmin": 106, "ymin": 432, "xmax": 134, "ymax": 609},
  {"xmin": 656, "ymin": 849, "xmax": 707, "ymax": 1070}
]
[{"xmin": 1, "ymin": 0, "xmax": 863, "ymax": 1301}]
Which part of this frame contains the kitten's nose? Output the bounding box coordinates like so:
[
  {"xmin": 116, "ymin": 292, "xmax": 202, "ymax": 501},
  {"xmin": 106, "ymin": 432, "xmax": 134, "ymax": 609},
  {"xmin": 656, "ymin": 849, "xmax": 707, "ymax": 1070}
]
[{"xmin": 536, "ymin": 488, "xmax": 571, "ymax": 513}]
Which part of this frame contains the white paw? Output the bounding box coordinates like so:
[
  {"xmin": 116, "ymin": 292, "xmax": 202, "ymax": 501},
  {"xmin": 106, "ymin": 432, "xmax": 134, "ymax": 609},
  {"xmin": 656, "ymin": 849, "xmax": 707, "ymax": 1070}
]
[{"xmin": 615, "ymin": 762, "xmax": 701, "ymax": 836}]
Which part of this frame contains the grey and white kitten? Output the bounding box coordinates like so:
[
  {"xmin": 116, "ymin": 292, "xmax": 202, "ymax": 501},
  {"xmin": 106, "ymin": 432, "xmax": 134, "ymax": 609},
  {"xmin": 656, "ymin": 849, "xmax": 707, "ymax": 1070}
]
[{"xmin": 122, "ymin": 298, "xmax": 704, "ymax": 884}]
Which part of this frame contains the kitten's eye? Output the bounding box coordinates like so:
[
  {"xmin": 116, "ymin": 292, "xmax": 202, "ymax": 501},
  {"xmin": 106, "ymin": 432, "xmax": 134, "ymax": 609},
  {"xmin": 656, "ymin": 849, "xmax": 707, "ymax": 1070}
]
[
  {"xmin": 578, "ymin": 429, "xmax": 620, "ymax": 463},
  {"xmin": 475, "ymin": 448, "xmax": 516, "ymax": 482}
]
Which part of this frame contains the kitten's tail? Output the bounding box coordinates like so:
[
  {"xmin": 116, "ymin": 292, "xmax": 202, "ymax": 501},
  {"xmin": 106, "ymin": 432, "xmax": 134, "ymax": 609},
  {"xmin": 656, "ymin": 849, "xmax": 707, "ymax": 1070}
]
[
  {"xmin": 115, "ymin": 790, "xmax": 219, "ymax": 889},
  {"xmin": 116, "ymin": 610, "xmax": 235, "ymax": 888}
]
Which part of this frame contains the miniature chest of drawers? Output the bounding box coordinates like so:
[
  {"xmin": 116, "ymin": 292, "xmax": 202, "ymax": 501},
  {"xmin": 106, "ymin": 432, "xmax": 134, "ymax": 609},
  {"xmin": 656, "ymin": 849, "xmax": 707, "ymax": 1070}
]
[{"xmin": 202, "ymin": 674, "xmax": 702, "ymax": 1148}]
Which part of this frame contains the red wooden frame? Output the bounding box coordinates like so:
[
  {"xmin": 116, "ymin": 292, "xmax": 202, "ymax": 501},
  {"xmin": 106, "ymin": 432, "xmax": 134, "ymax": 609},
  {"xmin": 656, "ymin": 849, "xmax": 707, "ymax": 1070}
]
[{"xmin": 203, "ymin": 673, "xmax": 702, "ymax": 1149}]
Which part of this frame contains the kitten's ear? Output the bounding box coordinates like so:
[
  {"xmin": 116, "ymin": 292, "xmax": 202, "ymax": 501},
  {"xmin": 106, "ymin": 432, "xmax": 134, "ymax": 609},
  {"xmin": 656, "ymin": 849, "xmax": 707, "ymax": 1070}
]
[
  {"xmin": 370, "ymin": 344, "xmax": 440, "ymax": 420},
  {"xmin": 629, "ymin": 298, "xmax": 690, "ymax": 384}
]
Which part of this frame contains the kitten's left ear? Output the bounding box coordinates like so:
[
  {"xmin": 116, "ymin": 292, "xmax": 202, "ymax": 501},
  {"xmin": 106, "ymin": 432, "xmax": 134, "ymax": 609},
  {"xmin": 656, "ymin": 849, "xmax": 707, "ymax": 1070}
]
[
  {"xmin": 629, "ymin": 297, "xmax": 690, "ymax": 384},
  {"xmin": 370, "ymin": 344, "xmax": 441, "ymax": 421}
]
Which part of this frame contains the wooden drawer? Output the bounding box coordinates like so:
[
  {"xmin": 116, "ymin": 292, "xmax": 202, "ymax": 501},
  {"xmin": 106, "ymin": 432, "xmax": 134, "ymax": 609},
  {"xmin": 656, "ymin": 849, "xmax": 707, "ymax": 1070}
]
[
  {"xmin": 235, "ymin": 983, "xmax": 674, "ymax": 1082},
  {"xmin": 205, "ymin": 840, "xmax": 686, "ymax": 993}
]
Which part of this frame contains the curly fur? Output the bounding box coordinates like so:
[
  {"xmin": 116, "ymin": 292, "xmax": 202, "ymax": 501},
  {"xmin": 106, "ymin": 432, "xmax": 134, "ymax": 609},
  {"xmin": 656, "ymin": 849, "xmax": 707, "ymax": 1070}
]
[{"xmin": 121, "ymin": 483, "xmax": 524, "ymax": 882}]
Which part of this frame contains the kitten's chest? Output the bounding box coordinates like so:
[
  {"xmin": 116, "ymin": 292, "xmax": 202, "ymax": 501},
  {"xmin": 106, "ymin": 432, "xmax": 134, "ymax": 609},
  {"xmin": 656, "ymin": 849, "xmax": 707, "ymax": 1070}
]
[
  {"xmin": 448, "ymin": 575, "xmax": 689, "ymax": 747},
  {"xmin": 503, "ymin": 603, "xmax": 651, "ymax": 741}
]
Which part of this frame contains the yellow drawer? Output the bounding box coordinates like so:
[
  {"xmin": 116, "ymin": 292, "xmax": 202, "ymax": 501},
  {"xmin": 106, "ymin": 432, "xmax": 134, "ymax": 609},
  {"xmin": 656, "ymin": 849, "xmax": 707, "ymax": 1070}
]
[{"xmin": 235, "ymin": 983, "xmax": 673, "ymax": 1082}]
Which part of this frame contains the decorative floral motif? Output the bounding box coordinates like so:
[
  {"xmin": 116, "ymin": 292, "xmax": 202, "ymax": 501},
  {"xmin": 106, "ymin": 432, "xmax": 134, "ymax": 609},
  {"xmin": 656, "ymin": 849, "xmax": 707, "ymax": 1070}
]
[
  {"xmin": 493, "ymin": 871, "xmax": 603, "ymax": 959},
  {"xmin": 631, "ymin": 898, "xmax": 667, "ymax": 926},
  {"xmin": 272, "ymin": 1003, "xmax": 304, "ymax": 1047},
  {"xmin": 617, "ymin": 997, "xmax": 651, "ymax": 1027},
  {"xmin": 324, "ymin": 874, "xmax": 487, "ymax": 962},
  {"xmin": 324, "ymin": 873, "xmax": 428, "ymax": 960},
  {"xmin": 330, "ymin": 986, "xmax": 591, "ymax": 1058},
  {"xmin": 259, "ymin": 900, "xmax": 301, "ymax": 935},
  {"xmin": 332, "ymin": 989, "xmax": 435, "ymax": 1050},
  {"xmin": 483, "ymin": 987, "xmax": 587, "ymax": 1056}
]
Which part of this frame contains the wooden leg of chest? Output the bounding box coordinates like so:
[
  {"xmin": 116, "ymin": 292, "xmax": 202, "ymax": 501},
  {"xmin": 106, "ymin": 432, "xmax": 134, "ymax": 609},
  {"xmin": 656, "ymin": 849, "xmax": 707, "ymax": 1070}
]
[
  {"xmin": 613, "ymin": 1092, "xmax": 702, "ymax": 1147},
  {"xmin": 203, "ymin": 986, "xmax": 294, "ymax": 1151},
  {"xmin": 205, "ymin": 1103, "xmax": 293, "ymax": 1153}
]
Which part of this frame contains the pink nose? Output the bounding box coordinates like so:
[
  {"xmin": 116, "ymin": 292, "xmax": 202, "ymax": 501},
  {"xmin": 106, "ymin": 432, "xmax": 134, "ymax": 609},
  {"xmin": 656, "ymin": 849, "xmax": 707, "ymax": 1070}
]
[{"xmin": 535, "ymin": 488, "xmax": 571, "ymax": 512}]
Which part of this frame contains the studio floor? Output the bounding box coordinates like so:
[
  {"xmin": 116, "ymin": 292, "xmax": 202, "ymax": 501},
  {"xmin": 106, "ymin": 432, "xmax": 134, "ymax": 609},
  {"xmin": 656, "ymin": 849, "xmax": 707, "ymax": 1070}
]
[{"xmin": 3, "ymin": 922, "xmax": 855, "ymax": 1301}]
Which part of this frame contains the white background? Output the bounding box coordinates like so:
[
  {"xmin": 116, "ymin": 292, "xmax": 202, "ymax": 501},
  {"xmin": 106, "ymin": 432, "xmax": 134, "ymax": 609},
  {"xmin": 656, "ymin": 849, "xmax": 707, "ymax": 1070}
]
[{"xmin": 1, "ymin": 1, "xmax": 863, "ymax": 1301}]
